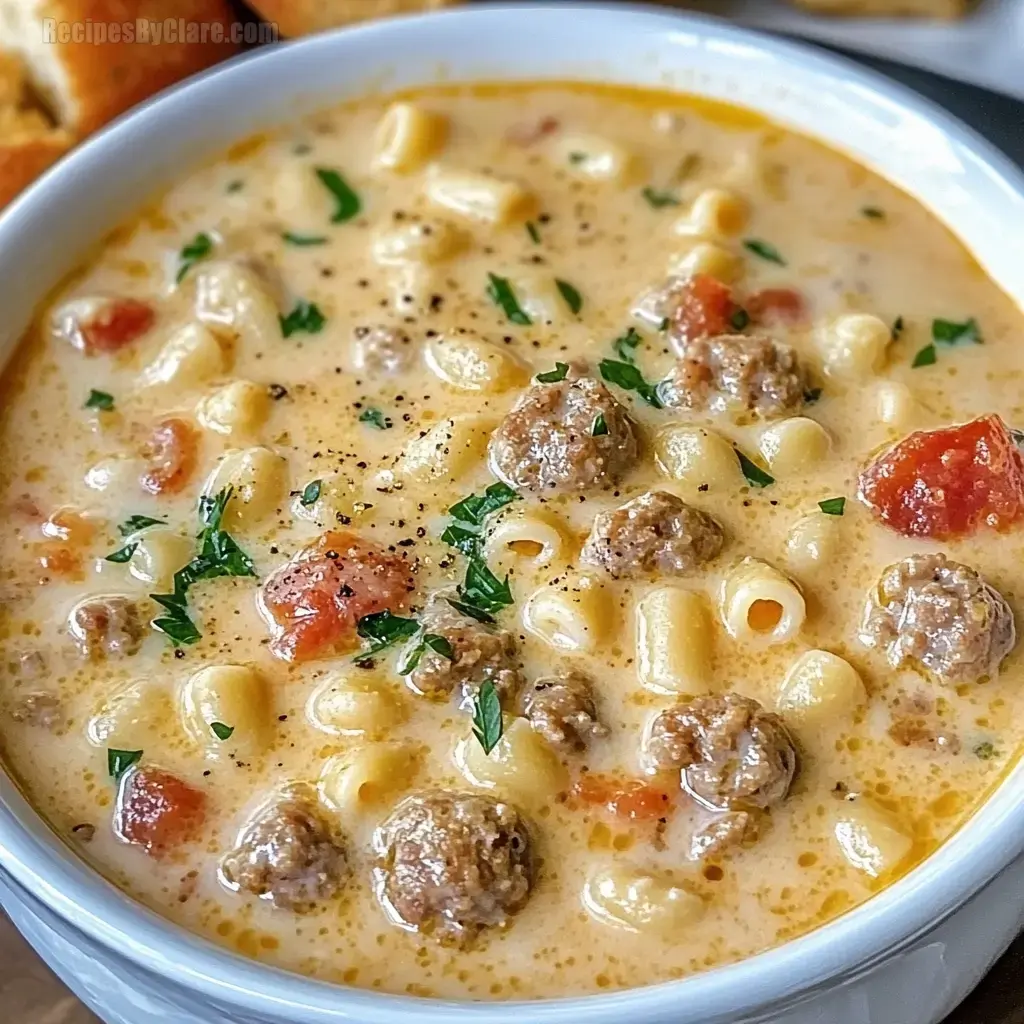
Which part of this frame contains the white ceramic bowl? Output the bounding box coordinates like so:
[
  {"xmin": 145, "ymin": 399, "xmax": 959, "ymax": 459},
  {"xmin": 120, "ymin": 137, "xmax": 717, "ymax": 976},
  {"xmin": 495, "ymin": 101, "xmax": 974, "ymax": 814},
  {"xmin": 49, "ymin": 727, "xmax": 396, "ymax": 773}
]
[{"xmin": 2, "ymin": 6, "xmax": 1024, "ymax": 1023}]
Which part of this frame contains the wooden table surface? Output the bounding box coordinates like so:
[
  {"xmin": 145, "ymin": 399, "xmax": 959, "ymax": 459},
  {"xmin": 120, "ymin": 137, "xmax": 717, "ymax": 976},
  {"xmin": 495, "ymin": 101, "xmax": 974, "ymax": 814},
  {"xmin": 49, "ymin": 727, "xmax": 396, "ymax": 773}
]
[{"xmin": 2, "ymin": 18, "xmax": 1023, "ymax": 1024}]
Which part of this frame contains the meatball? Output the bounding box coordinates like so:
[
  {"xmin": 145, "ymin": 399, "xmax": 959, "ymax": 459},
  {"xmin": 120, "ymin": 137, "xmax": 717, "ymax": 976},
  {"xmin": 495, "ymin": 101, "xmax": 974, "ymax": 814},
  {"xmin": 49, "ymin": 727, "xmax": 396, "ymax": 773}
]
[
  {"xmin": 658, "ymin": 333, "xmax": 806, "ymax": 420},
  {"xmin": 67, "ymin": 595, "xmax": 144, "ymax": 659},
  {"xmin": 220, "ymin": 796, "xmax": 348, "ymax": 911},
  {"xmin": 519, "ymin": 670, "xmax": 608, "ymax": 753},
  {"xmin": 643, "ymin": 693, "xmax": 797, "ymax": 811},
  {"xmin": 403, "ymin": 595, "xmax": 523, "ymax": 706},
  {"xmin": 488, "ymin": 376, "xmax": 639, "ymax": 493},
  {"xmin": 9, "ymin": 691, "xmax": 62, "ymax": 729},
  {"xmin": 859, "ymin": 553, "xmax": 1015, "ymax": 685},
  {"xmin": 374, "ymin": 791, "xmax": 533, "ymax": 946},
  {"xmin": 580, "ymin": 490, "xmax": 725, "ymax": 580},
  {"xmin": 351, "ymin": 325, "xmax": 415, "ymax": 375}
]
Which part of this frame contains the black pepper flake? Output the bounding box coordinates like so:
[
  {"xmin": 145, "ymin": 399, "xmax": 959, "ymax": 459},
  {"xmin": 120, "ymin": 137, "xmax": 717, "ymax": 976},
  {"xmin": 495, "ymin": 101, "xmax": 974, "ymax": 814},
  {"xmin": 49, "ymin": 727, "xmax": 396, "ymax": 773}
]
[
  {"xmin": 174, "ymin": 649, "xmax": 185, "ymax": 659},
  {"xmin": 270, "ymin": 546, "xmax": 279, "ymax": 554},
  {"xmin": 325, "ymin": 550, "xmax": 340, "ymax": 559},
  {"xmin": 278, "ymin": 714, "xmax": 288, "ymax": 721},
  {"xmin": 429, "ymin": 294, "xmax": 444, "ymax": 311},
  {"xmin": 339, "ymin": 583, "xmax": 355, "ymax": 597},
  {"xmin": 268, "ymin": 383, "xmax": 288, "ymax": 400}
]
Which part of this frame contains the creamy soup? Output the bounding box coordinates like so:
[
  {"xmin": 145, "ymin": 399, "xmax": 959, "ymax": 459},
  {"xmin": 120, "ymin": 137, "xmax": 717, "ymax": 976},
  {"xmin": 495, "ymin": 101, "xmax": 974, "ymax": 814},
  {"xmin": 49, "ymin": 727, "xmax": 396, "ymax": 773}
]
[{"xmin": 1, "ymin": 83, "xmax": 1023, "ymax": 1000}]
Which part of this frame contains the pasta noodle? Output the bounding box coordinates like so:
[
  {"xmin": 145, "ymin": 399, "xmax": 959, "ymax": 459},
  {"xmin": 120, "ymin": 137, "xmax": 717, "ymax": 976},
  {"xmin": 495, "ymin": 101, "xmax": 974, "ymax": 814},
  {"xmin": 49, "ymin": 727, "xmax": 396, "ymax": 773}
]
[
  {"xmin": 318, "ymin": 743, "xmax": 419, "ymax": 815},
  {"xmin": 139, "ymin": 322, "xmax": 228, "ymax": 389},
  {"xmin": 372, "ymin": 102, "xmax": 448, "ymax": 173},
  {"xmin": 654, "ymin": 425, "xmax": 743, "ymax": 490},
  {"xmin": 424, "ymin": 166, "xmax": 535, "ymax": 224},
  {"xmin": 819, "ymin": 313, "xmax": 890, "ymax": 379},
  {"xmin": 758, "ymin": 417, "xmax": 832, "ymax": 475},
  {"xmin": 777, "ymin": 649, "xmax": 867, "ymax": 725},
  {"xmin": 203, "ymin": 446, "xmax": 288, "ymax": 528},
  {"xmin": 721, "ymin": 557, "xmax": 806, "ymax": 645},
  {"xmin": 582, "ymin": 868, "xmax": 704, "ymax": 934},
  {"xmin": 484, "ymin": 507, "xmax": 567, "ymax": 571},
  {"xmin": 179, "ymin": 665, "xmax": 270, "ymax": 761},
  {"xmin": 833, "ymin": 798, "xmax": 913, "ymax": 878},
  {"xmin": 522, "ymin": 573, "xmax": 613, "ymax": 654},
  {"xmin": 196, "ymin": 379, "xmax": 270, "ymax": 437},
  {"xmin": 425, "ymin": 332, "xmax": 527, "ymax": 393},
  {"xmin": 306, "ymin": 671, "xmax": 405, "ymax": 738},
  {"xmin": 635, "ymin": 586, "xmax": 712, "ymax": 694}
]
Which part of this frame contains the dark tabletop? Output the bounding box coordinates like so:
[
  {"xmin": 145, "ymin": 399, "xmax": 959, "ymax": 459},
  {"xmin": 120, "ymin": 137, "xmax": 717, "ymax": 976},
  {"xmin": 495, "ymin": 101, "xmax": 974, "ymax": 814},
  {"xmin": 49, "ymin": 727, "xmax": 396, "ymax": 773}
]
[{"xmin": 1, "ymin": 36, "xmax": 1022, "ymax": 1024}]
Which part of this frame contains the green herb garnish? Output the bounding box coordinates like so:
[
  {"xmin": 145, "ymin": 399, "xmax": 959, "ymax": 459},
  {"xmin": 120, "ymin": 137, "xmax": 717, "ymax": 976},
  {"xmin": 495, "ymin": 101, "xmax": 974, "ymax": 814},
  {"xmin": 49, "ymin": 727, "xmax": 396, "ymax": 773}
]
[
  {"xmin": 730, "ymin": 307, "xmax": 751, "ymax": 331},
  {"xmin": 891, "ymin": 315, "xmax": 905, "ymax": 341},
  {"xmin": 736, "ymin": 449, "xmax": 775, "ymax": 488},
  {"xmin": 743, "ymin": 239, "xmax": 786, "ymax": 265},
  {"xmin": 568, "ymin": 151, "xmax": 587, "ymax": 165},
  {"xmin": 526, "ymin": 221, "xmax": 541, "ymax": 244},
  {"xmin": 315, "ymin": 168, "xmax": 362, "ymax": 223},
  {"xmin": 974, "ymin": 741, "xmax": 999, "ymax": 760},
  {"xmin": 592, "ymin": 413, "xmax": 608, "ymax": 436},
  {"xmin": 104, "ymin": 544, "xmax": 138, "ymax": 564},
  {"xmin": 175, "ymin": 232, "xmax": 214, "ymax": 283},
  {"xmin": 353, "ymin": 610, "xmax": 421, "ymax": 662},
  {"xmin": 210, "ymin": 722, "xmax": 234, "ymax": 741},
  {"xmin": 446, "ymin": 597, "xmax": 495, "ymax": 624},
  {"xmin": 397, "ymin": 632, "xmax": 454, "ymax": 675},
  {"xmin": 358, "ymin": 407, "xmax": 390, "ymax": 430},
  {"xmin": 612, "ymin": 326, "xmax": 643, "ymax": 363},
  {"xmin": 441, "ymin": 482, "xmax": 519, "ymax": 555},
  {"xmin": 300, "ymin": 480, "xmax": 322, "ymax": 507},
  {"xmin": 108, "ymin": 748, "xmax": 142, "ymax": 781},
  {"xmin": 803, "ymin": 387, "xmax": 823, "ymax": 404},
  {"xmin": 279, "ymin": 300, "xmax": 326, "ymax": 338},
  {"xmin": 535, "ymin": 362, "xmax": 569, "ymax": 383},
  {"xmin": 119, "ymin": 515, "xmax": 165, "ymax": 537},
  {"xmin": 226, "ymin": 180, "xmax": 245, "ymax": 193},
  {"xmin": 861, "ymin": 206, "xmax": 885, "ymax": 220},
  {"xmin": 555, "ymin": 279, "xmax": 583, "ymax": 315},
  {"xmin": 85, "ymin": 389, "xmax": 114, "ymax": 411},
  {"xmin": 641, "ymin": 187, "xmax": 680, "ymax": 209},
  {"xmin": 598, "ymin": 358, "xmax": 662, "ymax": 408},
  {"xmin": 912, "ymin": 344, "xmax": 937, "ymax": 368},
  {"xmin": 282, "ymin": 232, "xmax": 328, "ymax": 246},
  {"xmin": 486, "ymin": 273, "xmax": 531, "ymax": 326},
  {"xmin": 471, "ymin": 680, "xmax": 504, "ymax": 755},
  {"xmin": 933, "ymin": 317, "xmax": 982, "ymax": 346},
  {"xmin": 818, "ymin": 497, "xmax": 846, "ymax": 516}
]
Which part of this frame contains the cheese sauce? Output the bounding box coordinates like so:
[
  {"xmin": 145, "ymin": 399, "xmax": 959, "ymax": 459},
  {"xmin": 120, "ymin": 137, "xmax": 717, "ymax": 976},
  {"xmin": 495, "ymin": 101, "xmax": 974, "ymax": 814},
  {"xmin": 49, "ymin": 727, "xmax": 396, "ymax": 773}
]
[{"xmin": 1, "ymin": 83, "xmax": 1023, "ymax": 999}]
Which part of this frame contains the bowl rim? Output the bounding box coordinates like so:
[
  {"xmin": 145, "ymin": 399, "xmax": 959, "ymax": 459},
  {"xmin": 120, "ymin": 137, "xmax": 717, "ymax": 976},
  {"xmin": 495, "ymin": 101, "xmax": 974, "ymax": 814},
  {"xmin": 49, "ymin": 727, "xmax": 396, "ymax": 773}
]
[{"xmin": 2, "ymin": 4, "xmax": 1024, "ymax": 1021}]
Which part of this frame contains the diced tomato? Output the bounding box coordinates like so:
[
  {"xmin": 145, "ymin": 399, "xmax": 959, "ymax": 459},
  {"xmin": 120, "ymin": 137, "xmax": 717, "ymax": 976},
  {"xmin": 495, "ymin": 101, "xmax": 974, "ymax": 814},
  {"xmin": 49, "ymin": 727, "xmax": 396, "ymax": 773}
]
[
  {"xmin": 571, "ymin": 773, "xmax": 675, "ymax": 821},
  {"xmin": 58, "ymin": 297, "xmax": 156, "ymax": 355},
  {"xmin": 858, "ymin": 414, "xmax": 1024, "ymax": 538},
  {"xmin": 114, "ymin": 766, "xmax": 206, "ymax": 857},
  {"xmin": 746, "ymin": 288, "xmax": 807, "ymax": 327},
  {"xmin": 669, "ymin": 274, "xmax": 737, "ymax": 346},
  {"xmin": 140, "ymin": 418, "xmax": 199, "ymax": 496},
  {"xmin": 505, "ymin": 116, "xmax": 560, "ymax": 146},
  {"xmin": 259, "ymin": 530, "xmax": 416, "ymax": 662}
]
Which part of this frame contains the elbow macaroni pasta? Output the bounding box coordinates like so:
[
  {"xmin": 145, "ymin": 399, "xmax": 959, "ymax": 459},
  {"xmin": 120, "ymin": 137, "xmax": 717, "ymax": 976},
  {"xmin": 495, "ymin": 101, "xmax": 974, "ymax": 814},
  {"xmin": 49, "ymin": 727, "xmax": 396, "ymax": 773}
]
[
  {"xmin": 820, "ymin": 313, "xmax": 891, "ymax": 379},
  {"xmin": 318, "ymin": 743, "xmax": 419, "ymax": 815},
  {"xmin": 635, "ymin": 587, "xmax": 712, "ymax": 694},
  {"xmin": 86, "ymin": 678, "xmax": 173, "ymax": 748},
  {"xmin": 372, "ymin": 102, "xmax": 448, "ymax": 173},
  {"xmin": 389, "ymin": 416, "xmax": 496, "ymax": 484},
  {"xmin": 674, "ymin": 188, "xmax": 747, "ymax": 239},
  {"xmin": 139, "ymin": 322, "xmax": 228, "ymax": 389},
  {"xmin": 424, "ymin": 332, "xmax": 527, "ymax": 393},
  {"xmin": 669, "ymin": 242, "xmax": 742, "ymax": 283},
  {"xmin": 758, "ymin": 417, "xmax": 832, "ymax": 476},
  {"xmin": 484, "ymin": 507, "xmax": 567, "ymax": 572},
  {"xmin": 371, "ymin": 216, "xmax": 465, "ymax": 266},
  {"xmin": 203, "ymin": 446, "xmax": 288, "ymax": 529},
  {"xmin": 582, "ymin": 868, "xmax": 705, "ymax": 935},
  {"xmin": 179, "ymin": 664, "xmax": 271, "ymax": 761},
  {"xmin": 126, "ymin": 528, "xmax": 192, "ymax": 588},
  {"xmin": 721, "ymin": 557, "xmax": 806, "ymax": 645},
  {"xmin": 777, "ymin": 649, "xmax": 867, "ymax": 726},
  {"xmin": 785, "ymin": 511, "xmax": 839, "ymax": 572},
  {"xmin": 196, "ymin": 379, "xmax": 270, "ymax": 437},
  {"xmin": 552, "ymin": 132, "xmax": 638, "ymax": 184},
  {"xmin": 833, "ymin": 798, "xmax": 913, "ymax": 879},
  {"xmin": 522, "ymin": 574, "xmax": 614, "ymax": 654},
  {"xmin": 194, "ymin": 260, "xmax": 281, "ymax": 344},
  {"xmin": 654, "ymin": 426, "xmax": 743, "ymax": 490},
  {"xmin": 423, "ymin": 166, "xmax": 535, "ymax": 225},
  {"xmin": 306, "ymin": 671, "xmax": 405, "ymax": 738}
]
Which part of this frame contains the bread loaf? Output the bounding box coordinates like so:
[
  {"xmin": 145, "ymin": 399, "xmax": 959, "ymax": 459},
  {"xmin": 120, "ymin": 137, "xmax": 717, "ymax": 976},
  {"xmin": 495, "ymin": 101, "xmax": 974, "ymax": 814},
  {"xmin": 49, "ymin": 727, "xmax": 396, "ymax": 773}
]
[{"xmin": 245, "ymin": 0, "xmax": 460, "ymax": 38}]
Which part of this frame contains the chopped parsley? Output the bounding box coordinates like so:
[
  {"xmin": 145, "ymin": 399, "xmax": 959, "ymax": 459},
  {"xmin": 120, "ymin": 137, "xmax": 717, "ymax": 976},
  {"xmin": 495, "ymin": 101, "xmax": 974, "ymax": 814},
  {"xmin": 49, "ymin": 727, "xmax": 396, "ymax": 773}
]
[
  {"xmin": 730, "ymin": 307, "xmax": 751, "ymax": 331},
  {"xmin": 658, "ymin": 317, "xmax": 670, "ymax": 332},
  {"xmin": 353, "ymin": 611, "xmax": 420, "ymax": 663},
  {"xmin": 226, "ymin": 179, "xmax": 245, "ymax": 193},
  {"xmin": 861, "ymin": 206, "xmax": 886, "ymax": 220},
  {"xmin": 612, "ymin": 326, "xmax": 643, "ymax": 363},
  {"xmin": 526, "ymin": 221, "xmax": 541, "ymax": 244},
  {"xmin": 441, "ymin": 483, "xmax": 519, "ymax": 556},
  {"xmin": 175, "ymin": 232, "xmax": 214, "ymax": 283},
  {"xmin": 555, "ymin": 278, "xmax": 583, "ymax": 315},
  {"xmin": 359, "ymin": 407, "xmax": 390, "ymax": 429},
  {"xmin": 299, "ymin": 480, "xmax": 322, "ymax": 507},
  {"xmin": 891, "ymin": 315, "xmax": 905, "ymax": 341},
  {"xmin": 912, "ymin": 344, "xmax": 937, "ymax": 368},
  {"xmin": 279, "ymin": 300, "xmax": 326, "ymax": 338},
  {"xmin": 446, "ymin": 598, "xmax": 496, "ymax": 624},
  {"xmin": 599, "ymin": 358, "xmax": 662, "ymax": 408},
  {"xmin": 150, "ymin": 487, "xmax": 257, "ymax": 647},
  {"xmin": 107, "ymin": 748, "xmax": 142, "ymax": 781},
  {"xmin": 736, "ymin": 449, "xmax": 775, "ymax": 488},
  {"xmin": 471, "ymin": 680, "xmax": 504, "ymax": 755},
  {"xmin": 315, "ymin": 168, "xmax": 362, "ymax": 223},
  {"xmin": 486, "ymin": 273, "xmax": 531, "ymax": 326},
  {"xmin": 592, "ymin": 413, "xmax": 608, "ymax": 436},
  {"xmin": 535, "ymin": 362, "xmax": 569, "ymax": 383},
  {"xmin": 803, "ymin": 387, "xmax": 823, "ymax": 405},
  {"xmin": 641, "ymin": 187, "xmax": 680, "ymax": 209},
  {"xmin": 106, "ymin": 515, "xmax": 167, "ymax": 564},
  {"xmin": 933, "ymin": 317, "xmax": 982, "ymax": 346},
  {"xmin": 210, "ymin": 722, "xmax": 234, "ymax": 741},
  {"xmin": 282, "ymin": 231, "xmax": 328, "ymax": 246},
  {"xmin": 743, "ymin": 239, "xmax": 786, "ymax": 266},
  {"xmin": 104, "ymin": 544, "xmax": 137, "ymax": 564},
  {"xmin": 974, "ymin": 741, "xmax": 998, "ymax": 760},
  {"xmin": 85, "ymin": 389, "xmax": 114, "ymax": 411},
  {"xmin": 568, "ymin": 151, "xmax": 587, "ymax": 165},
  {"xmin": 818, "ymin": 496, "xmax": 846, "ymax": 516},
  {"xmin": 397, "ymin": 632, "xmax": 454, "ymax": 675}
]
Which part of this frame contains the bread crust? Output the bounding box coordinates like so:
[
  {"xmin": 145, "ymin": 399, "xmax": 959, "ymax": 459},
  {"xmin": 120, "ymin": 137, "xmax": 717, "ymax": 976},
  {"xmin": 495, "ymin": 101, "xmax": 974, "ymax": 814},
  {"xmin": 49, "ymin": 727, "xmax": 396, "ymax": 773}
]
[
  {"xmin": 3, "ymin": 0, "xmax": 242, "ymax": 136},
  {"xmin": 247, "ymin": 0, "xmax": 460, "ymax": 38},
  {"xmin": 0, "ymin": 133, "xmax": 70, "ymax": 207}
]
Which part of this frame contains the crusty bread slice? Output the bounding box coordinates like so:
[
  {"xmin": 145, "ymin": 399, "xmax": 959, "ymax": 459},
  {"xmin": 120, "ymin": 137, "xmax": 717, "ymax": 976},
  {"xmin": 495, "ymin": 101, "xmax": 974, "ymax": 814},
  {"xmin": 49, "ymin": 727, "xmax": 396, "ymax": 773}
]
[
  {"xmin": 246, "ymin": 0, "xmax": 460, "ymax": 38},
  {"xmin": 0, "ymin": 0, "xmax": 241, "ymax": 137},
  {"xmin": 0, "ymin": 50, "xmax": 70, "ymax": 208},
  {"xmin": 789, "ymin": 0, "xmax": 969, "ymax": 16}
]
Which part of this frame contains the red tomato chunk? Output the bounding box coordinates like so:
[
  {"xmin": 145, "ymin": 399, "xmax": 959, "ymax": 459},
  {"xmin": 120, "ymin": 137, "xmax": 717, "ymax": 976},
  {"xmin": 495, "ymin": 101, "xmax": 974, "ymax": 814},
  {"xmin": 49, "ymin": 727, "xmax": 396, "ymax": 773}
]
[
  {"xmin": 572, "ymin": 773, "xmax": 674, "ymax": 821},
  {"xmin": 140, "ymin": 418, "xmax": 199, "ymax": 496},
  {"xmin": 746, "ymin": 288, "xmax": 807, "ymax": 326},
  {"xmin": 260, "ymin": 531, "xmax": 416, "ymax": 662},
  {"xmin": 114, "ymin": 767, "xmax": 206, "ymax": 857},
  {"xmin": 59, "ymin": 297, "xmax": 156, "ymax": 355},
  {"xmin": 670, "ymin": 274, "xmax": 736, "ymax": 346},
  {"xmin": 858, "ymin": 414, "xmax": 1024, "ymax": 538}
]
